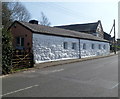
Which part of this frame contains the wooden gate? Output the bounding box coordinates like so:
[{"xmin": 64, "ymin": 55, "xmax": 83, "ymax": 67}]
[{"xmin": 12, "ymin": 49, "xmax": 34, "ymax": 70}]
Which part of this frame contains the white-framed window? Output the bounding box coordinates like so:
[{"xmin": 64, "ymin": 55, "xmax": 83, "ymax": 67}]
[
  {"xmin": 72, "ymin": 43, "xmax": 77, "ymax": 50},
  {"xmin": 103, "ymin": 45, "xmax": 106, "ymax": 49},
  {"xmin": 91, "ymin": 44, "xmax": 95, "ymax": 49},
  {"xmin": 63, "ymin": 42, "xmax": 68, "ymax": 49},
  {"xmin": 98, "ymin": 44, "xmax": 101, "ymax": 49},
  {"xmin": 83, "ymin": 43, "xmax": 86, "ymax": 50},
  {"xmin": 16, "ymin": 37, "xmax": 24, "ymax": 47}
]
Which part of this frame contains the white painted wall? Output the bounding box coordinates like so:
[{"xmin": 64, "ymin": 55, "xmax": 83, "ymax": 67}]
[
  {"xmin": 33, "ymin": 33, "xmax": 79, "ymax": 63},
  {"xmin": 80, "ymin": 39, "xmax": 110, "ymax": 58},
  {"xmin": 32, "ymin": 33, "xmax": 110, "ymax": 63}
]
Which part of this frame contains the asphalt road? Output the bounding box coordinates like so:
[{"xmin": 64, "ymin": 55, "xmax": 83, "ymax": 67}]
[{"xmin": 2, "ymin": 55, "xmax": 118, "ymax": 97}]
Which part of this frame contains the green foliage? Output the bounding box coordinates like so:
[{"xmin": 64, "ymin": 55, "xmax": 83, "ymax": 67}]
[
  {"xmin": 2, "ymin": 2, "xmax": 31, "ymax": 74},
  {"xmin": 2, "ymin": 28, "xmax": 13, "ymax": 74},
  {"xmin": 112, "ymin": 45, "xmax": 120, "ymax": 48},
  {"xmin": 2, "ymin": 2, "xmax": 13, "ymax": 28}
]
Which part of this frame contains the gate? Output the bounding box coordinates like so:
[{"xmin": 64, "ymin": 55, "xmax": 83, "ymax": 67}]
[{"xmin": 12, "ymin": 49, "xmax": 34, "ymax": 70}]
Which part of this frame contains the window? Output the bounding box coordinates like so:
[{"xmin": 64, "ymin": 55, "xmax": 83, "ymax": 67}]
[
  {"xmin": 103, "ymin": 45, "xmax": 106, "ymax": 49},
  {"xmin": 83, "ymin": 43, "xmax": 86, "ymax": 49},
  {"xmin": 63, "ymin": 42, "xmax": 68, "ymax": 49},
  {"xmin": 98, "ymin": 44, "xmax": 101, "ymax": 49},
  {"xmin": 72, "ymin": 43, "xmax": 76, "ymax": 50},
  {"xmin": 91, "ymin": 44, "xmax": 95, "ymax": 49},
  {"xmin": 16, "ymin": 37, "xmax": 24, "ymax": 47}
]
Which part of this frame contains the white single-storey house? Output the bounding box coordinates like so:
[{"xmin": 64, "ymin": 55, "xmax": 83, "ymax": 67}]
[{"xmin": 9, "ymin": 20, "xmax": 110, "ymax": 64}]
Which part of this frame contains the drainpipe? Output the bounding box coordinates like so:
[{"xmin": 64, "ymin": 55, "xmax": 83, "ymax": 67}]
[{"xmin": 79, "ymin": 39, "xmax": 81, "ymax": 58}]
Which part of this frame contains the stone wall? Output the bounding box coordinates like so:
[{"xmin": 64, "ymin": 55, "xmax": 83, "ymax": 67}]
[
  {"xmin": 80, "ymin": 39, "xmax": 110, "ymax": 58},
  {"xmin": 33, "ymin": 34, "xmax": 79, "ymax": 63},
  {"xmin": 33, "ymin": 33, "xmax": 110, "ymax": 63}
]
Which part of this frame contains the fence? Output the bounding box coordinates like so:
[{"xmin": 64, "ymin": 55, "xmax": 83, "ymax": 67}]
[{"xmin": 12, "ymin": 49, "xmax": 34, "ymax": 70}]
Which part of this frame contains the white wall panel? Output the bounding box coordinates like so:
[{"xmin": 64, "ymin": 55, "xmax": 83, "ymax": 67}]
[
  {"xmin": 33, "ymin": 33, "xmax": 79, "ymax": 63},
  {"xmin": 80, "ymin": 39, "xmax": 110, "ymax": 58},
  {"xmin": 33, "ymin": 33, "xmax": 110, "ymax": 63}
]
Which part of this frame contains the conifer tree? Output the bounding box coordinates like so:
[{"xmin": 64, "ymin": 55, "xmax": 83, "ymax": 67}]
[{"xmin": 2, "ymin": 29, "xmax": 13, "ymax": 74}]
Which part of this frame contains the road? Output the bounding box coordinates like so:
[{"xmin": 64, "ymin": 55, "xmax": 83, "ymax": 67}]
[{"xmin": 2, "ymin": 55, "xmax": 118, "ymax": 97}]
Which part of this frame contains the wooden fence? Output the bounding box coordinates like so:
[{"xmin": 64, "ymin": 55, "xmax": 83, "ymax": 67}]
[{"xmin": 12, "ymin": 49, "xmax": 34, "ymax": 70}]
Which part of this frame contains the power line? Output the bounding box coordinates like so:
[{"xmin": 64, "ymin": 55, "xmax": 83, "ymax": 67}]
[
  {"xmin": 50, "ymin": 3, "xmax": 97, "ymax": 20},
  {"xmin": 36, "ymin": 3, "xmax": 77, "ymax": 20},
  {"xmin": 45, "ymin": 3, "xmax": 82, "ymax": 19},
  {"xmin": 39, "ymin": 2, "xmax": 96, "ymax": 22}
]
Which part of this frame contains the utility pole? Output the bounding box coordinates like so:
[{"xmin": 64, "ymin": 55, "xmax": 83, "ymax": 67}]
[
  {"xmin": 109, "ymin": 19, "xmax": 116, "ymax": 54},
  {"xmin": 114, "ymin": 19, "xmax": 116, "ymax": 54}
]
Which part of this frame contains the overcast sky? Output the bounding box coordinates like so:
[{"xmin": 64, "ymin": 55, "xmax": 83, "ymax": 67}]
[{"xmin": 21, "ymin": 1, "xmax": 118, "ymax": 38}]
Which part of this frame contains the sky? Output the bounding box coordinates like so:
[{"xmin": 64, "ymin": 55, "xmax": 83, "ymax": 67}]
[{"xmin": 20, "ymin": 1, "xmax": 119, "ymax": 38}]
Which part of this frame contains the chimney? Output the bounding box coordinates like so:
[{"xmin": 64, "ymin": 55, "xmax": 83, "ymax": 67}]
[{"xmin": 29, "ymin": 20, "xmax": 38, "ymax": 24}]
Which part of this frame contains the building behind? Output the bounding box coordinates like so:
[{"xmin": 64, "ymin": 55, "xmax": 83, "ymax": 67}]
[{"xmin": 56, "ymin": 20, "xmax": 104, "ymax": 38}]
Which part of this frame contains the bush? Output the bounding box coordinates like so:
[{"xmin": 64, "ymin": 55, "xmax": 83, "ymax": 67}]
[{"xmin": 2, "ymin": 28, "xmax": 13, "ymax": 74}]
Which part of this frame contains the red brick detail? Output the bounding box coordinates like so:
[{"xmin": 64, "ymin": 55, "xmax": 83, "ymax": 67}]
[{"xmin": 10, "ymin": 22, "xmax": 32, "ymax": 51}]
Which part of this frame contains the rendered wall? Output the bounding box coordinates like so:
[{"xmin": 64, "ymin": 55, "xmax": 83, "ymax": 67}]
[
  {"xmin": 80, "ymin": 39, "xmax": 110, "ymax": 58},
  {"xmin": 33, "ymin": 33, "xmax": 110, "ymax": 63},
  {"xmin": 33, "ymin": 34, "xmax": 80, "ymax": 63}
]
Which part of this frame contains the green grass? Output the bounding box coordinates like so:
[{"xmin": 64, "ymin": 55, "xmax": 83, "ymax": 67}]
[
  {"xmin": 112, "ymin": 45, "xmax": 120, "ymax": 48},
  {"xmin": 11, "ymin": 66, "xmax": 31, "ymax": 73}
]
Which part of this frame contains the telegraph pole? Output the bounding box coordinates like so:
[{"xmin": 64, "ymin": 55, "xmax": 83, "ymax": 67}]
[
  {"xmin": 114, "ymin": 19, "xmax": 116, "ymax": 54},
  {"xmin": 109, "ymin": 19, "xmax": 116, "ymax": 54}
]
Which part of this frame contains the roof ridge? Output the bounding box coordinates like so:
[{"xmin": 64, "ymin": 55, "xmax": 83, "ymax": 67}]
[
  {"xmin": 55, "ymin": 21, "xmax": 99, "ymax": 27},
  {"xmin": 14, "ymin": 21, "xmax": 107, "ymax": 42}
]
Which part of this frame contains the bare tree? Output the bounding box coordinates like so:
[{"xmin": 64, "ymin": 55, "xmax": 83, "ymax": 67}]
[
  {"xmin": 2, "ymin": 2, "xmax": 31, "ymax": 28},
  {"xmin": 40, "ymin": 12, "xmax": 51, "ymax": 26},
  {"xmin": 2, "ymin": 2, "xmax": 12, "ymax": 28},
  {"xmin": 8, "ymin": 2, "xmax": 31, "ymax": 22}
]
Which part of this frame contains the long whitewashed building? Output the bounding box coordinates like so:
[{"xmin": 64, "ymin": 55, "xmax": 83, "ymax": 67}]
[{"xmin": 9, "ymin": 20, "xmax": 110, "ymax": 64}]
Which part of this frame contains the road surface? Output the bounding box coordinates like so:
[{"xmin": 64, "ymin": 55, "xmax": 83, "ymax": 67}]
[{"xmin": 2, "ymin": 55, "xmax": 118, "ymax": 97}]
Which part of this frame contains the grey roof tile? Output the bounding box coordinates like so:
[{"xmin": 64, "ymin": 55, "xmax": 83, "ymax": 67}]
[
  {"xmin": 55, "ymin": 21, "xmax": 99, "ymax": 33},
  {"xmin": 17, "ymin": 21, "xmax": 108, "ymax": 42}
]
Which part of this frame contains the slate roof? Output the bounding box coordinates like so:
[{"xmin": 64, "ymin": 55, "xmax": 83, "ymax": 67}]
[
  {"xmin": 55, "ymin": 21, "xmax": 100, "ymax": 33},
  {"xmin": 104, "ymin": 32, "xmax": 112, "ymax": 41},
  {"xmin": 11, "ymin": 21, "xmax": 108, "ymax": 42}
]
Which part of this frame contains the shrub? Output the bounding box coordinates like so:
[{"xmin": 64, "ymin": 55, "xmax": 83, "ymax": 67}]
[{"xmin": 2, "ymin": 28, "xmax": 13, "ymax": 74}]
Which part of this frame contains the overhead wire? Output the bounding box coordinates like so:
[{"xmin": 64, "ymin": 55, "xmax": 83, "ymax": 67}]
[
  {"xmin": 39, "ymin": 2, "xmax": 97, "ymax": 23},
  {"xmin": 31, "ymin": 2, "xmax": 115, "ymax": 36},
  {"xmin": 48, "ymin": 2, "xmax": 97, "ymax": 20}
]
